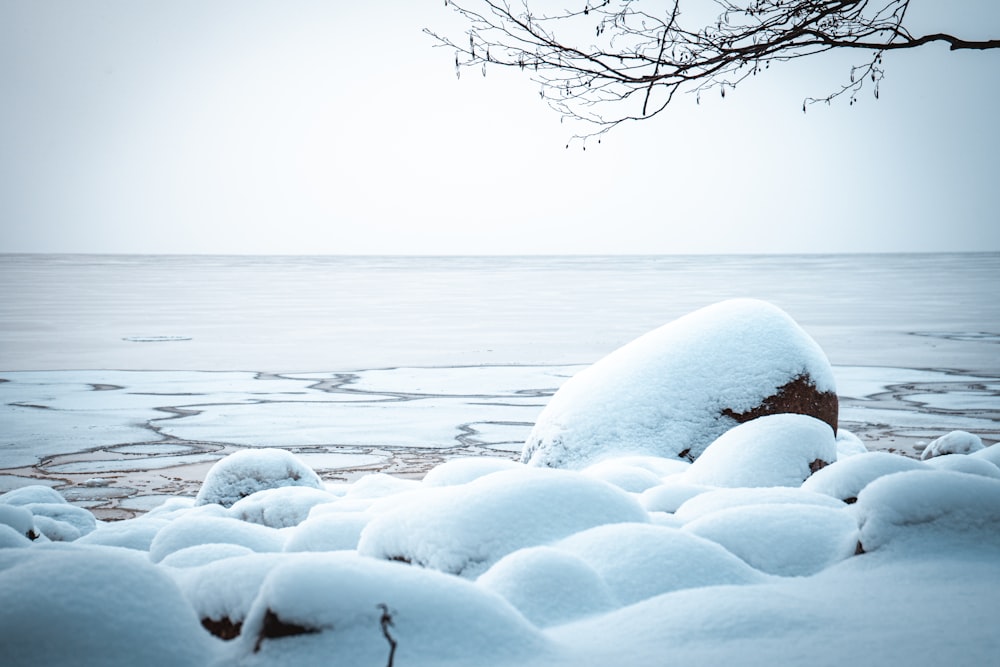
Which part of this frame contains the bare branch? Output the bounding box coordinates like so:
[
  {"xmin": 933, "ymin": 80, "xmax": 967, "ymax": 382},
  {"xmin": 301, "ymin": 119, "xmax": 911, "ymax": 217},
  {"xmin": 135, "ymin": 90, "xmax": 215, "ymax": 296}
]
[{"xmin": 429, "ymin": 1, "xmax": 1000, "ymax": 138}]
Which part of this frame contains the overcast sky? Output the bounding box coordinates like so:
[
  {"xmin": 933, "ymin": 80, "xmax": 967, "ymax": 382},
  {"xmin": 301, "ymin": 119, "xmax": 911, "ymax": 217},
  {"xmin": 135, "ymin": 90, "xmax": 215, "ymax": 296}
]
[{"xmin": 1, "ymin": 0, "xmax": 998, "ymax": 255}]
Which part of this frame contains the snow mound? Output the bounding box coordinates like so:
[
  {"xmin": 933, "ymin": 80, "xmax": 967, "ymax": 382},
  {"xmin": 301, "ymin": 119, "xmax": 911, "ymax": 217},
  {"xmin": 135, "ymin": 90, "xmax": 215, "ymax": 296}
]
[
  {"xmin": 673, "ymin": 486, "xmax": 846, "ymax": 523},
  {"xmin": 972, "ymin": 442, "xmax": 1000, "ymax": 467},
  {"xmin": 76, "ymin": 517, "xmax": 168, "ymax": 551},
  {"xmin": 160, "ymin": 543, "xmax": 257, "ymax": 568},
  {"xmin": 0, "ymin": 546, "xmax": 213, "ymax": 667},
  {"xmin": 683, "ymin": 504, "xmax": 859, "ymax": 576},
  {"xmin": 0, "ymin": 505, "xmax": 39, "ymax": 542},
  {"xmin": 283, "ymin": 512, "xmax": 371, "ymax": 552},
  {"xmin": 801, "ymin": 451, "xmax": 925, "ymax": 502},
  {"xmin": 194, "ymin": 448, "xmax": 323, "ymax": 508},
  {"xmin": 581, "ymin": 460, "xmax": 664, "ymax": 492},
  {"xmin": 855, "ymin": 470, "xmax": 1000, "ymax": 554},
  {"xmin": 638, "ymin": 481, "xmax": 711, "ymax": 513},
  {"xmin": 23, "ymin": 503, "xmax": 97, "ymax": 541},
  {"xmin": 554, "ymin": 522, "xmax": 766, "ymax": 605},
  {"xmin": 835, "ymin": 429, "xmax": 868, "ymax": 458},
  {"xmin": 171, "ymin": 552, "xmax": 285, "ymax": 632},
  {"xmin": 357, "ymin": 467, "xmax": 648, "ymax": 577},
  {"xmin": 920, "ymin": 430, "xmax": 985, "ymax": 460},
  {"xmin": 923, "ymin": 454, "xmax": 1000, "ymax": 478},
  {"xmin": 421, "ymin": 456, "xmax": 522, "ymax": 487},
  {"xmin": 522, "ymin": 299, "xmax": 837, "ymax": 468},
  {"xmin": 231, "ymin": 552, "xmax": 552, "ymax": 665},
  {"xmin": 477, "ymin": 546, "xmax": 617, "ymax": 627},
  {"xmin": 0, "ymin": 523, "xmax": 33, "ymax": 548},
  {"xmin": 0, "ymin": 485, "xmax": 67, "ymax": 506},
  {"xmin": 228, "ymin": 486, "xmax": 336, "ymax": 528},
  {"xmin": 148, "ymin": 515, "xmax": 285, "ymax": 563},
  {"xmin": 683, "ymin": 414, "xmax": 837, "ymax": 488}
]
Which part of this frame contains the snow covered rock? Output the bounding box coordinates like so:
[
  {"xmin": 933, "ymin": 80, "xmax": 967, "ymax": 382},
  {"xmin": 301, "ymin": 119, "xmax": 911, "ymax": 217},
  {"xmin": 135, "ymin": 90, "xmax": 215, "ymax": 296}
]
[
  {"xmin": 231, "ymin": 552, "xmax": 552, "ymax": 666},
  {"xmin": 283, "ymin": 512, "xmax": 371, "ymax": 552},
  {"xmin": 522, "ymin": 299, "xmax": 837, "ymax": 468},
  {"xmin": 554, "ymin": 523, "xmax": 767, "ymax": 605},
  {"xmin": 0, "ymin": 546, "xmax": 214, "ymax": 667},
  {"xmin": 75, "ymin": 517, "xmax": 168, "ymax": 551},
  {"xmin": 673, "ymin": 487, "xmax": 846, "ymax": 523},
  {"xmin": 194, "ymin": 448, "xmax": 324, "ymax": 508},
  {"xmin": 477, "ymin": 546, "xmax": 617, "ymax": 627},
  {"xmin": 972, "ymin": 442, "xmax": 1000, "ymax": 467},
  {"xmin": 171, "ymin": 552, "xmax": 286, "ymax": 640},
  {"xmin": 0, "ymin": 485, "xmax": 67, "ymax": 506},
  {"xmin": 923, "ymin": 454, "xmax": 1000, "ymax": 478},
  {"xmin": 920, "ymin": 430, "xmax": 985, "ymax": 460},
  {"xmin": 228, "ymin": 486, "xmax": 336, "ymax": 528},
  {"xmin": 357, "ymin": 467, "xmax": 648, "ymax": 577},
  {"xmin": 854, "ymin": 470, "xmax": 1000, "ymax": 554},
  {"xmin": 801, "ymin": 451, "xmax": 925, "ymax": 503},
  {"xmin": 421, "ymin": 456, "xmax": 522, "ymax": 487},
  {"xmin": 148, "ymin": 515, "xmax": 285, "ymax": 563},
  {"xmin": 835, "ymin": 429, "xmax": 868, "ymax": 458},
  {"xmin": 683, "ymin": 414, "xmax": 837, "ymax": 488},
  {"xmin": 683, "ymin": 504, "xmax": 859, "ymax": 576},
  {"xmin": 0, "ymin": 505, "xmax": 40, "ymax": 542}
]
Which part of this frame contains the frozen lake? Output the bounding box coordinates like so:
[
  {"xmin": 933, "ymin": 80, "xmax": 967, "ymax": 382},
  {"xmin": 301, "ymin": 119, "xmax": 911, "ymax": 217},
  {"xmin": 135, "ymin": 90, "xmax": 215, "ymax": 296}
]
[{"xmin": 1, "ymin": 253, "xmax": 998, "ymax": 517}]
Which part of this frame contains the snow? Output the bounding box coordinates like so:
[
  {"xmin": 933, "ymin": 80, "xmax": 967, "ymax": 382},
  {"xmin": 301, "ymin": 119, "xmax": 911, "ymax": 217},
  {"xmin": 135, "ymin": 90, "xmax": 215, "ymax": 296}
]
[
  {"xmin": 148, "ymin": 515, "xmax": 285, "ymax": 563},
  {"xmin": 683, "ymin": 414, "xmax": 837, "ymax": 488},
  {"xmin": 357, "ymin": 467, "xmax": 649, "ymax": 577},
  {"xmin": 682, "ymin": 504, "xmax": 859, "ymax": 576},
  {"xmin": 800, "ymin": 451, "xmax": 926, "ymax": 502},
  {"xmin": 522, "ymin": 299, "xmax": 837, "ymax": 468},
  {"xmin": 920, "ymin": 429, "xmax": 985, "ymax": 460},
  {"xmin": 227, "ymin": 486, "xmax": 337, "ymax": 528},
  {"xmin": 477, "ymin": 546, "xmax": 617, "ymax": 627},
  {"xmin": 2, "ymin": 288, "xmax": 998, "ymax": 666},
  {"xmin": 553, "ymin": 523, "xmax": 767, "ymax": 604},
  {"xmin": 194, "ymin": 448, "xmax": 324, "ymax": 508},
  {"xmin": 854, "ymin": 470, "xmax": 1000, "ymax": 554},
  {"xmin": 224, "ymin": 552, "xmax": 553, "ymax": 667},
  {"xmin": 0, "ymin": 545, "xmax": 215, "ymax": 667}
]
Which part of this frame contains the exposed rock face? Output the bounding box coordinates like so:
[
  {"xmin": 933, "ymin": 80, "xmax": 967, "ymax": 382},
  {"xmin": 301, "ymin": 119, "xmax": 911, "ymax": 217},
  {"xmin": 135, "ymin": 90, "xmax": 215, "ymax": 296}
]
[{"xmin": 522, "ymin": 299, "xmax": 838, "ymax": 468}]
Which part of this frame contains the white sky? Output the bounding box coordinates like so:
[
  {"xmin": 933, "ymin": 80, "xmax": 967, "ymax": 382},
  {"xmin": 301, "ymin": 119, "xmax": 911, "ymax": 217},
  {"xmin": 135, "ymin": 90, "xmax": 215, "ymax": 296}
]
[{"xmin": 1, "ymin": 0, "xmax": 998, "ymax": 255}]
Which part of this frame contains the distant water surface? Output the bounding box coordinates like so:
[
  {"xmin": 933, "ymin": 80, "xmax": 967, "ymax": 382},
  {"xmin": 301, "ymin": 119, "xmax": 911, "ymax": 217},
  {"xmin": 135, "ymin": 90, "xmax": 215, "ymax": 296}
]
[{"xmin": 1, "ymin": 253, "xmax": 998, "ymax": 373}]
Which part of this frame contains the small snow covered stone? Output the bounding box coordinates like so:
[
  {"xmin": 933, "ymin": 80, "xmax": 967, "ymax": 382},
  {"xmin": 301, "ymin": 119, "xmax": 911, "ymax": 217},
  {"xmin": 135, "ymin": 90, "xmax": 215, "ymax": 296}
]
[
  {"xmin": 522, "ymin": 299, "xmax": 837, "ymax": 468},
  {"xmin": 234, "ymin": 552, "xmax": 552, "ymax": 665},
  {"xmin": 581, "ymin": 460, "xmax": 664, "ymax": 493},
  {"xmin": 357, "ymin": 467, "xmax": 648, "ymax": 577},
  {"xmin": 0, "ymin": 485, "xmax": 67, "ymax": 506},
  {"xmin": 421, "ymin": 456, "xmax": 522, "ymax": 487},
  {"xmin": 0, "ymin": 505, "xmax": 40, "ymax": 542},
  {"xmin": 920, "ymin": 430, "xmax": 985, "ymax": 460},
  {"xmin": 0, "ymin": 546, "xmax": 213, "ymax": 667},
  {"xmin": 160, "ymin": 543, "xmax": 257, "ymax": 568},
  {"xmin": 854, "ymin": 470, "xmax": 1000, "ymax": 554},
  {"xmin": 683, "ymin": 414, "xmax": 837, "ymax": 488},
  {"xmin": 801, "ymin": 451, "xmax": 925, "ymax": 503},
  {"xmin": 477, "ymin": 546, "xmax": 617, "ymax": 627},
  {"xmin": 194, "ymin": 448, "xmax": 323, "ymax": 508},
  {"xmin": 923, "ymin": 454, "xmax": 1000, "ymax": 478},
  {"xmin": 673, "ymin": 486, "xmax": 846, "ymax": 523},
  {"xmin": 554, "ymin": 523, "xmax": 766, "ymax": 605},
  {"xmin": 836, "ymin": 429, "xmax": 868, "ymax": 458},
  {"xmin": 228, "ymin": 486, "xmax": 336, "ymax": 528},
  {"xmin": 639, "ymin": 481, "xmax": 711, "ymax": 514},
  {"xmin": 148, "ymin": 515, "xmax": 285, "ymax": 563},
  {"xmin": 972, "ymin": 442, "xmax": 1000, "ymax": 467},
  {"xmin": 284, "ymin": 512, "xmax": 371, "ymax": 552},
  {"xmin": 75, "ymin": 517, "xmax": 169, "ymax": 551},
  {"xmin": 23, "ymin": 503, "xmax": 97, "ymax": 539},
  {"xmin": 683, "ymin": 504, "xmax": 859, "ymax": 576}
]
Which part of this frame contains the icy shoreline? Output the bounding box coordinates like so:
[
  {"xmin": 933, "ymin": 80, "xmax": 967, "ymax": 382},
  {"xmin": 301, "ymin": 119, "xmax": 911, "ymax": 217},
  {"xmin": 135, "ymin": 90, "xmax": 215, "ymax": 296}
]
[{"xmin": 2, "ymin": 363, "xmax": 998, "ymax": 520}]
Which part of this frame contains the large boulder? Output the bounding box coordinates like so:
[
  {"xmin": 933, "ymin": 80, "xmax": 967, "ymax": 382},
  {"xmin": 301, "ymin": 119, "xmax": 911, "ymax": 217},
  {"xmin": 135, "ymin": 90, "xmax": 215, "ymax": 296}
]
[{"xmin": 522, "ymin": 299, "xmax": 837, "ymax": 468}]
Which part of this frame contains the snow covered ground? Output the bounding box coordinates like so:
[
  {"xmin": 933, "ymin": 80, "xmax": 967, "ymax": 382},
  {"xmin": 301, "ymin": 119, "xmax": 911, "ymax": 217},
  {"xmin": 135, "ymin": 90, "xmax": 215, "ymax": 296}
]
[{"xmin": 2, "ymin": 255, "xmax": 999, "ymax": 665}]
